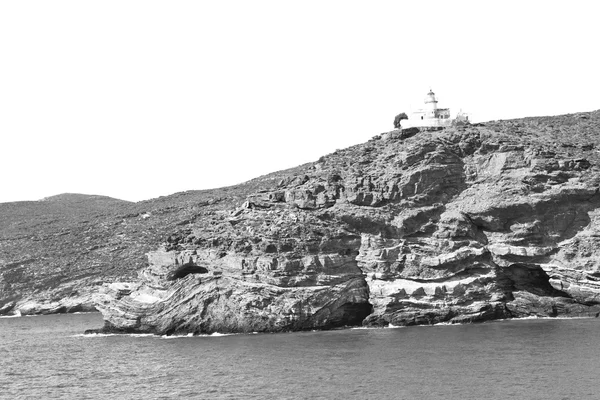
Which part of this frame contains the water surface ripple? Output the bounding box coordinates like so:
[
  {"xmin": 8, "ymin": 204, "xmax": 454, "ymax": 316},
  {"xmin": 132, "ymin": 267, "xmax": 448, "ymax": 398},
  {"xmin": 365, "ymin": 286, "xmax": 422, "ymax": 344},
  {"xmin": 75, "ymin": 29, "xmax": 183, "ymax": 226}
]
[{"xmin": 1, "ymin": 313, "xmax": 598, "ymax": 399}]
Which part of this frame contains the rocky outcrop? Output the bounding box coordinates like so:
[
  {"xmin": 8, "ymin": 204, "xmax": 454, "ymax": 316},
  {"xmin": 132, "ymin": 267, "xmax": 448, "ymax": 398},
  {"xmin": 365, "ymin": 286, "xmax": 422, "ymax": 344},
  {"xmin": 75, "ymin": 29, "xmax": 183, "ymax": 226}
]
[
  {"xmin": 94, "ymin": 237, "xmax": 372, "ymax": 334},
  {"xmin": 89, "ymin": 111, "xmax": 600, "ymax": 334}
]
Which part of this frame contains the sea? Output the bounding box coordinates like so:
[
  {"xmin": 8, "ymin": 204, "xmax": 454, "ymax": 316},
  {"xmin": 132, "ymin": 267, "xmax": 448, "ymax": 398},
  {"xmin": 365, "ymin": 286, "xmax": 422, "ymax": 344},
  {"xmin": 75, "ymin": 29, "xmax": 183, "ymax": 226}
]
[{"xmin": 1, "ymin": 313, "xmax": 598, "ymax": 400}]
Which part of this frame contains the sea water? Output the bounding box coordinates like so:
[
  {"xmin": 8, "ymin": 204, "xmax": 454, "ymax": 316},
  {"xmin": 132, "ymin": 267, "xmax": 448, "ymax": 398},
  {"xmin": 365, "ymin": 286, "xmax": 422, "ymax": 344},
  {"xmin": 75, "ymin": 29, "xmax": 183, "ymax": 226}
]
[{"xmin": 1, "ymin": 313, "xmax": 598, "ymax": 399}]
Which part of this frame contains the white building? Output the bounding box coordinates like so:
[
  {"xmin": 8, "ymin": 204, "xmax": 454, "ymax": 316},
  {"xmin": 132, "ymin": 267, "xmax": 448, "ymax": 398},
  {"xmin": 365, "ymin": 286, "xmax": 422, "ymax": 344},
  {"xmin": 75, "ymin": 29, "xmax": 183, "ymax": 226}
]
[{"xmin": 402, "ymin": 89, "xmax": 456, "ymax": 129}]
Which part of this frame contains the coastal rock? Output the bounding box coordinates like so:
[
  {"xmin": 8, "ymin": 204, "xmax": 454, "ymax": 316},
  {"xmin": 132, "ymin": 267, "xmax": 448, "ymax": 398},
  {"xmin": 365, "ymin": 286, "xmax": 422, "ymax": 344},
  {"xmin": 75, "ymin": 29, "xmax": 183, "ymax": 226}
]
[
  {"xmin": 93, "ymin": 243, "xmax": 372, "ymax": 334},
  {"xmin": 3, "ymin": 111, "xmax": 600, "ymax": 330},
  {"xmin": 90, "ymin": 111, "xmax": 600, "ymax": 334}
]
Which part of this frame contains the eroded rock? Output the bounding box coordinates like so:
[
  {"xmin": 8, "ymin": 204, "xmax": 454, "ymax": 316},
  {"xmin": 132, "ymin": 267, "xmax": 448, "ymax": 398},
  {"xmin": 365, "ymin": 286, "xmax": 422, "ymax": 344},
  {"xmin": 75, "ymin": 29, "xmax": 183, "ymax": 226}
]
[{"xmin": 64, "ymin": 112, "xmax": 600, "ymax": 331}]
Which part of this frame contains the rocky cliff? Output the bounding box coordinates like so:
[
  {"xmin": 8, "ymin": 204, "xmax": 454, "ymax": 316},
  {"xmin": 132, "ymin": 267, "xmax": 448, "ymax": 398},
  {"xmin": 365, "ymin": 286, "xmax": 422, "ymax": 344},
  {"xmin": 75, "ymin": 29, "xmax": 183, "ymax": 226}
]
[{"xmin": 87, "ymin": 110, "xmax": 600, "ymax": 334}]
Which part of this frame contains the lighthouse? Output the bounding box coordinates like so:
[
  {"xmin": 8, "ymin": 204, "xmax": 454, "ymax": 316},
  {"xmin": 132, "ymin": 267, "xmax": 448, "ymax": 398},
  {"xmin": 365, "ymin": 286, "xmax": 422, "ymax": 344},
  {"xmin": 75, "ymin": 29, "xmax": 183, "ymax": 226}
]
[{"xmin": 401, "ymin": 89, "xmax": 453, "ymax": 129}]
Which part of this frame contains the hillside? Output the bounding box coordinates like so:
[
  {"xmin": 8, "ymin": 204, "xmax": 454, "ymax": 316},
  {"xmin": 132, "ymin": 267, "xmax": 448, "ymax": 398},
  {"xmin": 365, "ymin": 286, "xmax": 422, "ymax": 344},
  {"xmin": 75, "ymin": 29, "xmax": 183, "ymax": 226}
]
[
  {"xmin": 2, "ymin": 110, "xmax": 600, "ymax": 333},
  {"xmin": 0, "ymin": 168, "xmax": 306, "ymax": 314}
]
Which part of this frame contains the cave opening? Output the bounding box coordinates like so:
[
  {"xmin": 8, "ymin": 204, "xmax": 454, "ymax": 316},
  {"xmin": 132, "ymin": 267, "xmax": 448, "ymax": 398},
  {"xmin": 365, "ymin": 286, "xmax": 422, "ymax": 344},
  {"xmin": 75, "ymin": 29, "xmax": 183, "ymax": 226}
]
[
  {"xmin": 330, "ymin": 302, "xmax": 374, "ymax": 327},
  {"xmin": 168, "ymin": 265, "xmax": 209, "ymax": 281},
  {"xmin": 503, "ymin": 263, "xmax": 570, "ymax": 297}
]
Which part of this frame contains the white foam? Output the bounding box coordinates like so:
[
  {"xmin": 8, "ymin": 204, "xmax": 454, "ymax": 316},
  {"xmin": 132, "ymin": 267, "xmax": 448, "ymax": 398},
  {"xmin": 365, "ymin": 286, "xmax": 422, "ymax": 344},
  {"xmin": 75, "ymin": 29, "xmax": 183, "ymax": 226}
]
[
  {"xmin": 72, "ymin": 331, "xmax": 240, "ymax": 339},
  {"xmin": 508, "ymin": 315, "xmax": 595, "ymax": 321},
  {"xmin": 159, "ymin": 332, "xmax": 235, "ymax": 339},
  {"xmin": 72, "ymin": 333, "xmax": 156, "ymax": 338},
  {"xmin": 350, "ymin": 324, "xmax": 405, "ymax": 329},
  {"xmin": 386, "ymin": 323, "xmax": 405, "ymax": 329},
  {"xmin": 72, "ymin": 333, "xmax": 116, "ymax": 337}
]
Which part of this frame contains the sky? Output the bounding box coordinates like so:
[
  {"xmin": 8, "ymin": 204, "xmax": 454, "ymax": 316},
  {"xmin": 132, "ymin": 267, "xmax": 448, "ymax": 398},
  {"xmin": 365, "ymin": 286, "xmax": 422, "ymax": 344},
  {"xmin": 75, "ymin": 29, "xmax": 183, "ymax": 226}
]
[{"xmin": 1, "ymin": 1, "xmax": 598, "ymax": 203}]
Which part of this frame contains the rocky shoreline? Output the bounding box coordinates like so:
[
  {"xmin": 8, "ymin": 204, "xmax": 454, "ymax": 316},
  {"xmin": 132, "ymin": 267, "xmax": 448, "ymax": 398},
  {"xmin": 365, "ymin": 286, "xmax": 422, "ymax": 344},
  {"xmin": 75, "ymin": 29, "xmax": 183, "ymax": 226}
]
[
  {"xmin": 0, "ymin": 293, "xmax": 97, "ymax": 316},
  {"xmin": 3, "ymin": 111, "xmax": 600, "ymax": 332},
  {"xmin": 85, "ymin": 112, "xmax": 600, "ymax": 334}
]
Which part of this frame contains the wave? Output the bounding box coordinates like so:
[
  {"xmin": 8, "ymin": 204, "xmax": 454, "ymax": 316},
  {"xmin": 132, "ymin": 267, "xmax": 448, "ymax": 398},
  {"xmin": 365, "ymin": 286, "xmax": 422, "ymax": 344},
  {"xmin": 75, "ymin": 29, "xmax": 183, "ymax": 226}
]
[
  {"xmin": 387, "ymin": 323, "xmax": 406, "ymax": 329},
  {"xmin": 500, "ymin": 315, "xmax": 596, "ymax": 322},
  {"xmin": 350, "ymin": 324, "xmax": 405, "ymax": 330},
  {"xmin": 73, "ymin": 331, "xmax": 238, "ymax": 339},
  {"xmin": 72, "ymin": 333, "xmax": 156, "ymax": 338},
  {"xmin": 159, "ymin": 332, "xmax": 235, "ymax": 339}
]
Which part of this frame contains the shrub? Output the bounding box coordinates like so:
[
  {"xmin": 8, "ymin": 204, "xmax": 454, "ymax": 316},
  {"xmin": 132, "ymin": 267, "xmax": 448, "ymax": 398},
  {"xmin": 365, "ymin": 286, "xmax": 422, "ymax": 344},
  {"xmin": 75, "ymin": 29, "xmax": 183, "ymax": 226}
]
[{"xmin": 393, "ymin": 112, "xmax": 408, "ymax": 128}]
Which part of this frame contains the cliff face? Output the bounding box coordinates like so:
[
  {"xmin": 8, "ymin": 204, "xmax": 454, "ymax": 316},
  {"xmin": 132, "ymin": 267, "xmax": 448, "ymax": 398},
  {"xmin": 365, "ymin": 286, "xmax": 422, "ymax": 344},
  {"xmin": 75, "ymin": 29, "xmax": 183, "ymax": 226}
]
[{"xmin": 92, "ymin": 110, "xmax": 600, "ymax": 334}]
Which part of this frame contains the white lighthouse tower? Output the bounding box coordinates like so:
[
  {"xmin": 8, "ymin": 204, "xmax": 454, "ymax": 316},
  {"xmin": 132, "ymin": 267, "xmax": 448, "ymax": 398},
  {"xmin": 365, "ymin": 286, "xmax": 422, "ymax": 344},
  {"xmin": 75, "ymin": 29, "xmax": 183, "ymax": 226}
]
[{"xmin": 424, "ymin": 89, "xmax": 438, "ymax": 118}]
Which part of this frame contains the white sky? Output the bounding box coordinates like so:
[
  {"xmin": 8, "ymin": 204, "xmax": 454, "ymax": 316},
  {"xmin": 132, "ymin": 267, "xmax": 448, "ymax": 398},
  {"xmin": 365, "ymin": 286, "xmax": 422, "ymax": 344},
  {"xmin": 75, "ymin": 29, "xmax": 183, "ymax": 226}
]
[{"xmin": 1, "ymin": 1, "xmax": 598, "ymax": 203}]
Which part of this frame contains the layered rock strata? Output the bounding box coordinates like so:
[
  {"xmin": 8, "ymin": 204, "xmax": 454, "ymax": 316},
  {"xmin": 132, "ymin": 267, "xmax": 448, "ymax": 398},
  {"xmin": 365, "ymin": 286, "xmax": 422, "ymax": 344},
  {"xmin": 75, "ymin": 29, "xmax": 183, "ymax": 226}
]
[{"xmin": 92, "ymin": 112, "xmax": 600, "ymax": 334}]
